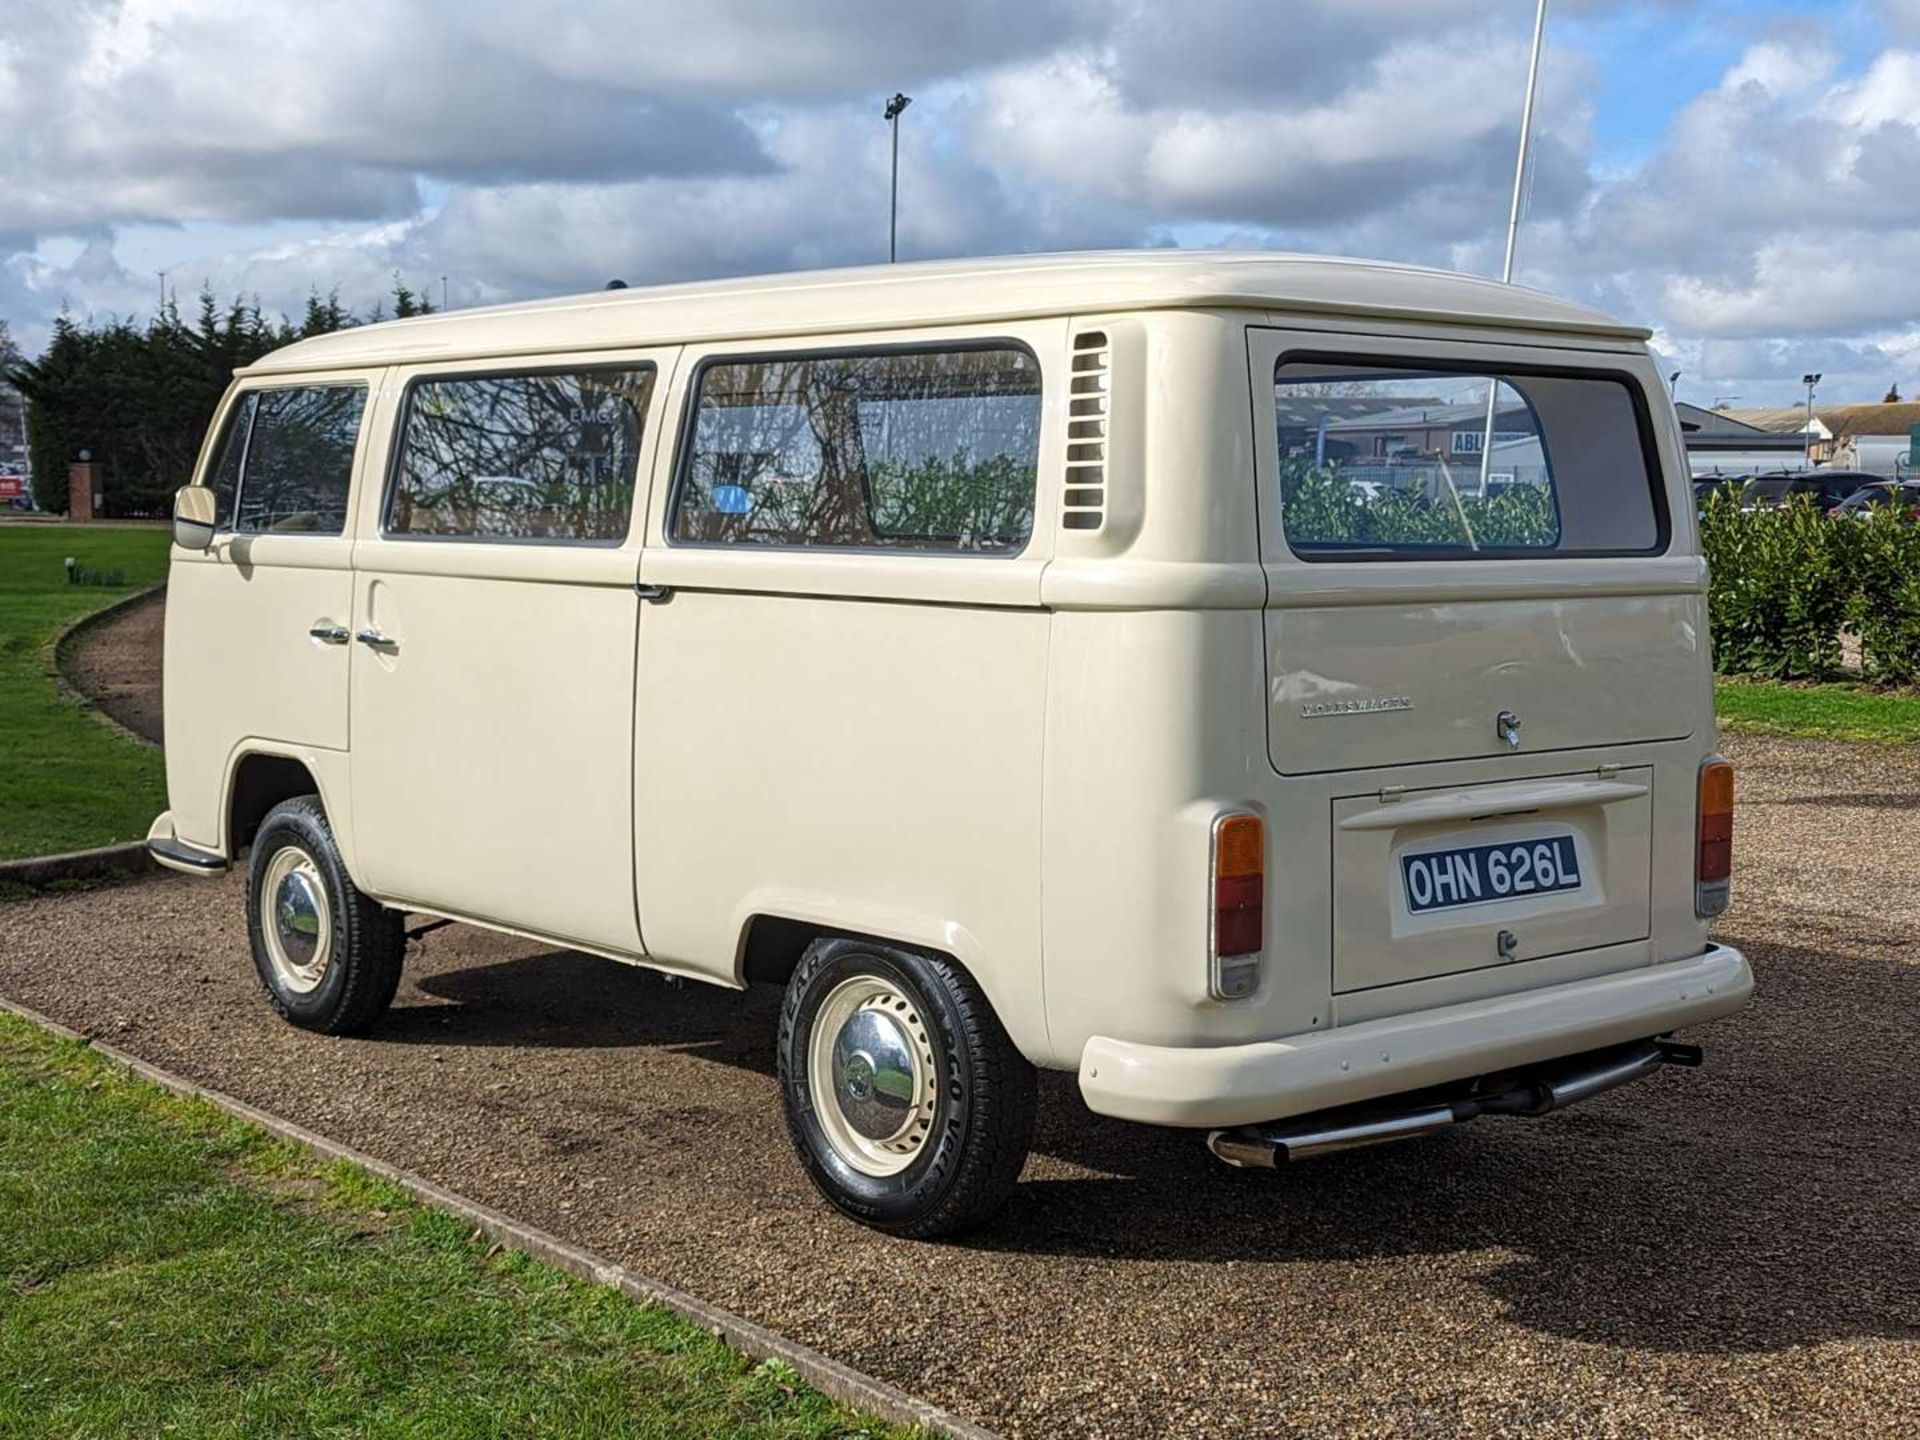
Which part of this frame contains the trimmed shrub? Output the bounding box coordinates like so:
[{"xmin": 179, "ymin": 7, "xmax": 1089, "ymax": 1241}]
[
  {"xmin": 1848, "ymin": 505, "xmax": 1920, "ymax": 684},
  {"xmin": 1278, "ymin": 459, "xmax": 1561, "ymax": 550},
  {"xmin": 1699, "ymin": 492, "xmax": 1856, "ymax": 679},
  {"xmin": 1700, "ymin": 490, "xmax": 1920, "ymax": 685}
]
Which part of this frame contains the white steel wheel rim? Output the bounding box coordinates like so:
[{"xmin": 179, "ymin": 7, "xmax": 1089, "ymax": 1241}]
[
  {"xmin": 807, "ymin": 974, "xmax": 940, "ymax": 1178},
  {"xmin": 261, "ymin": 845, "xmax": 332, "ymax": 995}
]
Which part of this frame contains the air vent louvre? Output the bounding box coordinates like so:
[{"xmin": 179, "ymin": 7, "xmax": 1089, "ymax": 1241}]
[{"xmin": 1063, "ymin": 331, "xmax": 1109, "ymax": 531}]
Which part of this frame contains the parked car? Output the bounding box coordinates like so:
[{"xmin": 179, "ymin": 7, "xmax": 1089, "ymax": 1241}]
[
  {"xmin": 152, "ymin": 252, "xmax": 1751, "ymax": 1236},
  {"xmin": 1692, "ymin": 475, "xmax": 1747, "ymax": 516},
  {"xmin": 1829, "ymin": 481, "xmax": 1920, "ymax": 520},
  {"xmin": 1740, "ymin": 471, "xmax": 1879, "ymax": 511}
]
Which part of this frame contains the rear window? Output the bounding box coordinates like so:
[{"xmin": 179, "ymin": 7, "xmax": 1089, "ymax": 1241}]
[
  {"xmin": 1273, "ymin": 359, "xmax": 1665, "ymax": 559},
  {"xmin": 671, "ymin": 344, "xmax": 1041, "ymax": 553}
]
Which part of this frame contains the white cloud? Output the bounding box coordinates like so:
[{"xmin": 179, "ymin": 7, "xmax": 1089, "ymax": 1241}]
[
  {"xmin": 1880, "ymin": 0, "xmax": 1920, "ymax": 41},
  {"xmin": 2, "ymin": 0, "xmax": 1918, "ymax": 407},
  {"xmin": 1498, "ymin": 27, "xmax": 1920, "ymax": 401}
]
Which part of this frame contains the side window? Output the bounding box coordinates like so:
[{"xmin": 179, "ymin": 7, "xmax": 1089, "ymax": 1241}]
[
  {"xmin": 203, "ymin": 393, "xmax": 256, "ymax": 530},
  {"xmin": 233, "ymin": 385, "xmax": 366, "ymax": 535},
  {"xmin": 387, "ymin": 367, "xmax": 655, "ymax": 543},
  {"xmin": 672, "ymin": 345, "xmax": 1040, "ymax": 553}
]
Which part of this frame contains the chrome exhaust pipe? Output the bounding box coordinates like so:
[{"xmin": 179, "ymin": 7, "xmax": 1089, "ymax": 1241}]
[
  {"xmin": 1538, "ymin": 1041, "xmax": 1666, "ymax": 1109},
  {"xmin": 1211, "ymin": 1104, "xmax": 1460, "ymax": 1167},
  {"xmin": 1207, "ymin": 1039, "xmax": 1690, "ymax": 1169}
]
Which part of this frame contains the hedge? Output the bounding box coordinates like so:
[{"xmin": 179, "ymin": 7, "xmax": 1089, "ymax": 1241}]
[{"xmin": 1700, "ymin": 487, "xmax": 1920, "ymax": 685}]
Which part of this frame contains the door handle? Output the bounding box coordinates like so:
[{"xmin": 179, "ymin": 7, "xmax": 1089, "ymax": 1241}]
[
  {"xmin": 308, "ymin": 622, "xmax": 350, "ymax": 645},
  {"xmin": 355, "ymin": 627, "xmax": 399, "ymax": 653}
]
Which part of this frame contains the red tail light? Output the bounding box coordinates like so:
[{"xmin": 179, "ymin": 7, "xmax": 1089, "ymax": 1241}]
[
  {"xmin": 1211, "ymin": 813, "xmax": 1264, "ymax": 999},
  {"xmin": 1696, "ymin": 756, "xmax": 1733, "ymax": 916}
]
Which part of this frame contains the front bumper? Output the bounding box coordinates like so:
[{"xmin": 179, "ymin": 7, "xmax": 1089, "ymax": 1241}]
[
  {"xmin": 1078, "ymin": 944, "xmax": 1752, "ymax": 1128},
  {"xmin": 145, "ymin": 810, "xmax": 229, "ymax": 877}
]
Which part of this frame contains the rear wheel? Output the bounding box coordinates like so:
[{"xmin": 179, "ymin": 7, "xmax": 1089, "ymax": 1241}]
[
  {"xmin": 246, "ymin": 796, "xmax": 404, "ymax": 1035},
  {"xmin": 777, "ymin": 938, "xmax": 1035, "ymax": 1238}
]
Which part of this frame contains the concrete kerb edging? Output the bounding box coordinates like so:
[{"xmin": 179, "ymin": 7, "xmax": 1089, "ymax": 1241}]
[
  {"xmin": 42, "ymin": 581, "xmax": 166, "ymax": 754},
  {"xmin": 0, "ymin": 841, "xmax": 153, "ymax": 888},
  {"xmin": 0, "ymin": 995, "xmax": 1003, "ymax": 1440}
]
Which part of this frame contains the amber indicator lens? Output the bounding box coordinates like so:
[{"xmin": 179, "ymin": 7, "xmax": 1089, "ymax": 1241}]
[
  {"xmin": 1697, "ymin": 757, "xmax": 1734, "ymax": 883},
  {"xmin": 1213, "ymin": 814, "xmax": 1265, "ymax": 958}
]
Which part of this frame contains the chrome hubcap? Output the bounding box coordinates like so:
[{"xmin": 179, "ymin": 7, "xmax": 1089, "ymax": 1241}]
[
  {"xmin": 261, "ymin": 846, "xmax": 331, "ymax": 994},
  {"xmin": 808, "ymin": 976, "xmax": 939, "ymax": 1176}
]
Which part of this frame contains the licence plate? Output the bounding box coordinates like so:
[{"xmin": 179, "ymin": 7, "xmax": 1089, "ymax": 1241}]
[{"xmin": 1401, "ymin": 835, "xmax": 1581, "ymax": 914}]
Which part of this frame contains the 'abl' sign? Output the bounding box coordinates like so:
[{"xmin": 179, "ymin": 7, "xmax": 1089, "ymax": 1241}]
[{"xmin": 1450, "ymin": 431, "xmax": 1530, "ymax": 455}]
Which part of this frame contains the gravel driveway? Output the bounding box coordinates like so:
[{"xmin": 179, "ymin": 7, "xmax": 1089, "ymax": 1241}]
[
  {"xmin": 60, "ymin": 587, "xmax": 166, "ymax": 747},
  {"xmin": 3, "ymin": 733, "xmax": 1916, "ymax": 1438}
]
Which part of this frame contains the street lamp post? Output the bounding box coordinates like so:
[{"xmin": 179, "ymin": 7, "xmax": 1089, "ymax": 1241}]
[
  {"xmin": 1477, "ymin": 0, "xmax": 1550, "ymax": 495},
  {"xmin": 884, "ymin": 92, "xmax": 912, "ymax": 263},
  {"xmin": 1802, "ymin": 372, "xmax": 1822, "ymax": 467}
]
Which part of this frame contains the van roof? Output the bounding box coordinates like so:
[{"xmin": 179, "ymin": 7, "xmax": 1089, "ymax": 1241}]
[{"xmin": 242, "ymin": 249, "xmax": 1650, "ymax": 376}]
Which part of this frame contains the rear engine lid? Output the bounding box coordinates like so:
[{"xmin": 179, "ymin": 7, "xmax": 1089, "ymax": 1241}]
[{"xmin": 1333, "ymin": 768, "xmax": 1652, "ymax": 992}]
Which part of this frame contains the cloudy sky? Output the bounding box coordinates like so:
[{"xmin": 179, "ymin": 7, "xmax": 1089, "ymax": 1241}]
[{"xmin": 3, "ymin": 0, "xmax": 1917, "ymax": 404}]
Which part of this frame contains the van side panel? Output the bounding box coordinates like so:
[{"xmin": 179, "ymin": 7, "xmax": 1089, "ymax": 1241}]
[
  {"xmin": 163, "ymin": 547, "xmax": 355, "ymax": 850},
  {"xmin": 631, "ymin": 592, "xmax": 1052, "ymax": 1059},
  {"xmin": 1040, "ymin": 310, "xmax": 1288, "ymax": 1065},
  {"xmin": 345, "ymin": 546, "xmax": 646, "ymax": 955},
  {"xmin": 1042, "ymin": 607, "xmax": 1322, "ymax": 1064}
]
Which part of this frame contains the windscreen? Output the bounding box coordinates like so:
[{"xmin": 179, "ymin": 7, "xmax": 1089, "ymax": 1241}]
[{"xmin": 1274, "ymin": 360, "xmax": 1665, "ymax": 559}]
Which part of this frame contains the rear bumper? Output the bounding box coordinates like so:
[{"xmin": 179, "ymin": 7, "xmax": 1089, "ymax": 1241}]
[{"xmin": 1078, "ymin": 944, "xmax": 1752, "ymax": 1128}]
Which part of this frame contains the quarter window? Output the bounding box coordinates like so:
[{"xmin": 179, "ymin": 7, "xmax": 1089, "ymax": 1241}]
[
  {"xmin": 1273, "ymin": 360, "xmax": 1663, "ymax": 559},
  {"xmin": 388, "ymin": 368, "xmax": 655, "ymax": 543},
  {"xmin": 203, "ymin": 393, "xmax": 255, "ymax": 530},
  {"xmin": 672, "ymin": 345, "xmax": 1041, "ymax": 553},
  {"xmin": 233, "ymin": 385, "xmax": 366, "ymax": 535}
]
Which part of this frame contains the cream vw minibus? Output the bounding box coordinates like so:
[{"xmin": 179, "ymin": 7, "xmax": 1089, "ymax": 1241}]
[{"xmin": 154, "ymin": 252, "xmax": 1751, "ymax": 1236}]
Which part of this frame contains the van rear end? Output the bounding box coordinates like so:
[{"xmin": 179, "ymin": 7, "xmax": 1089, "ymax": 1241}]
[{"xmin": 1047, "ymin": 308, "xmax": 1751, "ymax": 1156}]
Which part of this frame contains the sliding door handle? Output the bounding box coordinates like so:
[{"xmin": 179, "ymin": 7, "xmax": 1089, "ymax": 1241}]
[
  {"xmin": 308, "ymin": 622, "xmax": 350, "ymax": 645},
  {"xmin": 354, "ymin": 627, "xmax": 399, "ymax": 653}
]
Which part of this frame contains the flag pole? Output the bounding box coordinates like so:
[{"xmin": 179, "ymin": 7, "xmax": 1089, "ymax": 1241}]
[{"xmin": 1478, "ymin": 0, "xmax": 1549, "ymax": 498}]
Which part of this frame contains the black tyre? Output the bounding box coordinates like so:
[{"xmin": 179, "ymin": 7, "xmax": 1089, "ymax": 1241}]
[
  {"xmin": 246, "ymin": 796, "xmax": 404, "ymax": 1035},
  {"xmin": 778, "ymin": 937, "xmax": 1035, "ymax": 1238}
]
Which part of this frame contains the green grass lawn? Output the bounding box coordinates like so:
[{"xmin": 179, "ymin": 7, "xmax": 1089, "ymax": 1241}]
[
  {"xmin": 0, "ymin": 524, "xmax": 171, "ymax": 861},
  {"xmin": 0, "ymin": 1010, "xmax": 911, "ymax": 1439},
  {"xmin": 1715, "ymin": 677, "xmax": 1920, "ymax": 745}
]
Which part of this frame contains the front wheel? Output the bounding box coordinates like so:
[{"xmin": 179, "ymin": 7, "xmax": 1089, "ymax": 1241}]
[
  {"xmin": 777, "ymin": 938, "xmax": 1035, "ymax": 1238},
  {"xmin": 246, "ymin": 796, "xmax": 404, "ymax": 1035}
]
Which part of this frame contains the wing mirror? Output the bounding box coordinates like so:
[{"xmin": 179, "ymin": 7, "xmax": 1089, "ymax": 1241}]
[{"xmin": 172, "ymin": 486, "xmax": 217, "ymax": 551}]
